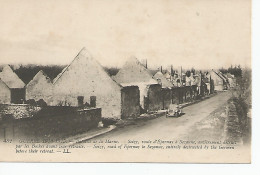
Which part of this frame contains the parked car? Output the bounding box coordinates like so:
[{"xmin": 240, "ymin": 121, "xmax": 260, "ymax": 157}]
[{"xmin": 166, "ymin": 104, "xmax": 183, "ymax": 117}]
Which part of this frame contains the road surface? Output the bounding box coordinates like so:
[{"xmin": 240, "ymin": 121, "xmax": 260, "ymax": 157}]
[
  {"xmin": 90, "ymin": 91, "xmax": 232, "ymax": 142},
  {"xmin": 73, "ymin": 91, "xmax": 252, "ymax": 163}
]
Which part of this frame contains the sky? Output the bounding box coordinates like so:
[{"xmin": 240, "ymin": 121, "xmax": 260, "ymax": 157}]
[{"xmin": 0, "ymin": 0, "xmax": 251, "ymax": 69}]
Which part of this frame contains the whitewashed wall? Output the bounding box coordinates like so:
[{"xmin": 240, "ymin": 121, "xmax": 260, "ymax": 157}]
[
  {"xmin": 209, "ymin": 71, "xmax": 224, "ymax": 91},
  {"xmin": 0, "ymin": 80, "xmax": 11, "ymax": 104},
  {"xmin": 52, "ymin": 49, "xmax": 122, "ymax": 119},
  {"xmin": 26, "ymin": 71, "xmax": 53, "ymax": 104}
]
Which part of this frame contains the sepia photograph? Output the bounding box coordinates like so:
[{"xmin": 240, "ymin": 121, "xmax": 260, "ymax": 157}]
[{"xmin": 0, "ymin": 0, "xmax": 252, "ymax": 163}]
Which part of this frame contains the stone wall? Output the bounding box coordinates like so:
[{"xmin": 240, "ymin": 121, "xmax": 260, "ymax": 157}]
[
  {"xmin": 147, "ymin": 84, "xmax": 163, "ymax": 112},
  {"xmin": 162, "ymin": 88, "xmax": 172, "ymax": 109},
  {"xmin": 0, "ymin": 104, "xmax": 41, "ymax": 120},
  {"xmin": 171, "ymin": 86, "xmax": 199, "ymax": 105},
  {"xmin": 185, "ymin": 86, "xmax": 192, "ymax": 102},
  {"xmin": 177, "ymin": 87, "xmax": 184, "ymax": 104},
  {"xmin": 51, "ymin": 49, "xmax": 122, "ymax": 119},
  {"xmin": 210, "ymin": 71, "xmax": 224, "ymax": 91},
  {"xmin": 121, "ymin": 86, "xmax": 140, "ymax": 119},
  {"xmin": 0, "ymin": 106, "xmax": 101, "ymax": 140},
  {"xmin": 25, "ymin": 73, "xmax": 53, "ymax": 105},
  {"xmin": 191, "ymin": 85, "xmax": 199, "ymax": 99},
  {"xmin": 0, "ymin": 81, "xmax": 11, "ymax": 104},
  {"xmin": 171, "ymin": 88, "xmax": 179, "ymax": 104}
]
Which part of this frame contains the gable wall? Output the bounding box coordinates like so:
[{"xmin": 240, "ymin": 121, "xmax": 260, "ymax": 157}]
[
  {"xmin": 147, "ymin": 84, "xmax": 163, "ymax": 112},
  {"xmin": 121, "ymin": 86, "xmax": 140, "ymax": 119},
  {"xmin": 26, "ymin": 75, "xmax": 53, "ymax": 104},
  {"xmin": 162, "ymin": 88, "xmax": 172, "ymax": 109},
  {"xmin": 0, "ymin": 80, "xmax": 11, "ymax": 104},
  {"xmin": 114, "ymin": 59, "xmax": 157, "ymax": 84},
  {"xmin": 210, "ymin": 71, "xmax": 224, "ymax": 91},
  {"xmin": 52, "ymin": 53, "xmax": 122, "ymax": 119}
]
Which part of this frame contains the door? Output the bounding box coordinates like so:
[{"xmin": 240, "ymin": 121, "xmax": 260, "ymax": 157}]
[
  {"xmin": 77, "ymin": 96, "xmax": 84, "ymax": 106},
  {"xmin": 11, "ymin": 88, "xmax": 25, "ymax": 104}
]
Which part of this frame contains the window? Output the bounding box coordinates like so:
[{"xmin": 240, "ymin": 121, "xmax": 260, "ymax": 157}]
[{"xmin": 77, "ymin": 96, "xmax": 84, "ymax": 106}]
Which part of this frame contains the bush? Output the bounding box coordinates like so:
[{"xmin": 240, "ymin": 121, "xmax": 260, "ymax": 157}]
[
  {"xmin": 36, "ymin": 99, "xmax": 47, "ymax": 107},
  {"xmin": 25, "ymin": 99, "xmax": 37, "ymax": 106}
]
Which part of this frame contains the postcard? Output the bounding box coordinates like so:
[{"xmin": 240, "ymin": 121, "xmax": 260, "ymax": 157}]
[{"xmin": 0, "ymin": 0, "xmax": 251, "ymax": 163}]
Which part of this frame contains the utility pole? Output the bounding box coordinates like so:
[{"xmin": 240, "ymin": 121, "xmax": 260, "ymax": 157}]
[
  {"xmin": 181, "ymin": 66, "xmax": 182, "ymax": 83},
  {"xmin": 171, "ymin": 65, "xmax": 173, "ymax": 81}
]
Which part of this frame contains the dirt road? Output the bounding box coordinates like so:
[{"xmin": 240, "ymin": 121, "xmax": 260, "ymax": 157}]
[{"xmin": 90, "ymin": 91, "xmax": 232, "ymax": 142}]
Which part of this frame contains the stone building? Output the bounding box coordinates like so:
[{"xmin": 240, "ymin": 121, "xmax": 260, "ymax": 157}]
[
  {"xmin": 113, "ymin": 56, "xmax": 162, "ymax": 112},
  {"xmin": 51, "ymin": 48, "xmax": 140, "ymax": 119},
  {"xmin": 0, "ymin": 79, "xmax": 10, "ymax": 104},
  {"xmin": 225, "ymin": 73, "xmax": 236, "ymax": 88},
  {"xmin": 26, "ymin": 70, "xmax": 53, "ymax": 104},
  {"xmin": 153, "ymin": 71, "xmax": 174, "ymax": 109},
  {"xmin": 0, "ymin": 65, "xmax": 25, "ymax": 104},
  {"xmin": 218, "ymin": 71, "xmax": 229, "ymax": 89},
  {"xmin": 208, "ymin": 70, "xmax": 226, "ymax": 91}
]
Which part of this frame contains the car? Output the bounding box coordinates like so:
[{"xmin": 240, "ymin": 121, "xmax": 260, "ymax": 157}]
[{"xmin": 166, "ymin": 104, "xmax": 183, "ymax": 117}]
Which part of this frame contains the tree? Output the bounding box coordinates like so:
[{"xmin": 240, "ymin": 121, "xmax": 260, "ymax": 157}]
[
  {"xmin": 191, "ymin": 67, "xmax": 195, "ymax": 75},
  {"xmin": 221, "ymin": 64, "xmax": 242, "ymax": 78},
  {"xmin": 186, "ymin": 70, "xmax": 191, "ymax": 77}
]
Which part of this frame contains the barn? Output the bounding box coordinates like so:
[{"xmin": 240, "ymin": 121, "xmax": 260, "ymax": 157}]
[
  {"xmin": 26, "ymin": 70, "xmax": 53, "ymax": 104},
  {"xmin": 0, "ymin": 65, "xmax": 25, "ymax": 104},
  {"xmin": 113, "ymin": 56, "xmax": 162, "ymax": 112},
  {"xmin": 51, "ymin": 47, "xmax": 140, "ymax": 119}
]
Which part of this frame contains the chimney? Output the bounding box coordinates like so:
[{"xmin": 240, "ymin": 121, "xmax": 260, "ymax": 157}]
[
  {"xmin": 90, "ymin": 96, "xmax": 96, "ymax": 108},
  {"xmin": 180, "ymin": 66, "xmax": 182, "ymax": 82}
]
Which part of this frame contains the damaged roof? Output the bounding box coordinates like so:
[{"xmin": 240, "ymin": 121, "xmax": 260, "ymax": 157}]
[
  {"xmin": 26, "ymin": 70, "xmax": 52, "ymax": 87},
  {"xmin": 113, "ymin": 56, "xmax": 158, "ymax": 85},
  {"xmin": 153, "ymin": 71, "xmax": 173, "ymax": 88},
  {"xmin": 0, "ymin": 65, "xmax": 25, "ymax": 88}
]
